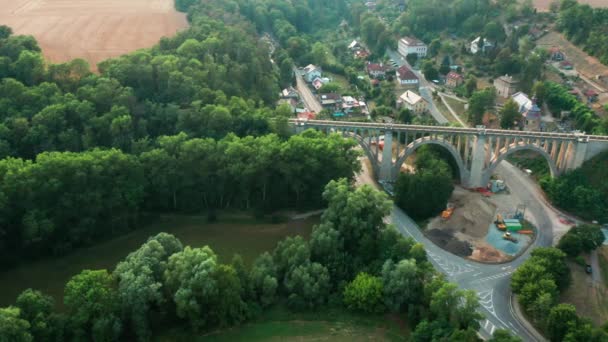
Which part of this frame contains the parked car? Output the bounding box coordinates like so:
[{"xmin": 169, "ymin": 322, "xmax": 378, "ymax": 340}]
[{"xmin": 586, "ymin": 264, "xmax": 592, "ymax": 274}]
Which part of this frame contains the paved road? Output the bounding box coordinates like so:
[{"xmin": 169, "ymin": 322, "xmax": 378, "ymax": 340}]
[
  {"xmin": 590, "ymin": 249, "xmax": 602, "ymax": 286},
  {"xmin": 387, "ymin": 49, "xmax": 449, "ymax": 125},
  {"xmin": 294, "ymin": 68, "xmax": 322, "ymax": 113}
]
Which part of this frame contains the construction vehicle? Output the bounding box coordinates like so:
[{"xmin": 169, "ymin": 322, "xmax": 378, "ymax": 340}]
[
  {"xmin": 494, "ymin": 214, "xmax": 507, "ymax": 231},
  {"xmin": 503, "ymin": 232, "xmax": 518, "ymax": 243},
  {"xmin": 441, "ymin": 204, "xmax": 455, "ymax": 220}
]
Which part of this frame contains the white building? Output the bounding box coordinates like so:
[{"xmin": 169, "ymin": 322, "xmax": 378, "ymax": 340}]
[
  {"xmin": 397, "ymin": 90, "xmax": 428, "ymax": 115},
  {"xmin": 470, "ymin": 37, "xmax": 494, "ymax": 54},
  {"xmin": 398, "ymin": 36, "xmax": 427, "ymax": 58},
  {"xmin": 512, "ymin": 92, "xmax": 541, "ymax": 131}
]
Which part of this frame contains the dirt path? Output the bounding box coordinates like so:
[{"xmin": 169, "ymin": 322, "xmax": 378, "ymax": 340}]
[{"xmin": 0, "ymin": 0, "xmax": 188, "ymax": 69}]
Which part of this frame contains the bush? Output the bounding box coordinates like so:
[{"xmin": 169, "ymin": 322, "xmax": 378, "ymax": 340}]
[{"xmin": 343, "ymin": 272, "xmax": 384, "ymax": 313}]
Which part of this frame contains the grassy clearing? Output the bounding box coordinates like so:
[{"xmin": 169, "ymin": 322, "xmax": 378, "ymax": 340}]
[
  {"xmin": 560, "ymin": 261, "xmax": 608, "ymax": 326},
  {"xmin": 158, "ymin": 305, "xmax": 408, "ymax": 342},
  {"xmin": 444, "ymin": 97, "xmax": 467, "ymax": 117},
  {"xmin": 435, "ymin": 98, "xmax": 459, "ymax": 124},
  {"xmin": 0, "ymin": 214, "xmax": 318, "ymax": 308}
]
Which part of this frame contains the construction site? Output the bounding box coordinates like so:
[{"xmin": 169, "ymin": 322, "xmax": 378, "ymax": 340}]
[{"xmin": 425, "ymin": 180, "xmax": 535, "ymax": 263}]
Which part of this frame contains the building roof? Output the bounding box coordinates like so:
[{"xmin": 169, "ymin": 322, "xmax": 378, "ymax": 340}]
[
  {"xmin": 512, "ymin": 92, "xmax": 541, "ymax": 119},
  {"xmin": 497, "ymin": 74, "xmax": 519, "ymax": 85},
  {"xmin": 584, "ymin": 89, "xmax": 599, "ymax": 97},
  {"xmin": 348, "ymin": 40, "xmax": 360, "ymax": 49},
  {"xmin": 297, "ymin": 112, "xmax": 316, "ymax": 120},
  {"xmin": 397, "ymin": 65, "xmax": 418, "ymax": 81},
  {"xmin": 549, "ymin": 46, "xmax": 562, "ymax": 54},
  {"xmin": 366, "ymin": 62, "xmax": 386, "ymax": 72},
  {"xmin": 447, "ymin": 71, "xmax": 463, "ymax": 80},
  {"xmin": 321, "ymin": 93, "xmax": 341, "ymax": 100},
  {"xmin": 400, "ymin": 36, "xmax": 425, "ymax": 47},
  {"xmin": 303, "ymin": 64, "xmax": 320, "ymax": 73},
  {"xmin": 399, "ymin": 90, "xmax": 426, "ymax": 105},
  {"xmin": 471, "ymin": 36, "xmax": 493, "ymax": 46}
]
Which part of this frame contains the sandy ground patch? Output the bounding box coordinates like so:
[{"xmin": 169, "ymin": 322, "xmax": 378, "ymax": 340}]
[
  {"xmin": 0, "ymin": 0, "xmax": 188, "ymax": 69},
  {"xmin": 426, "ymin": 186, "xmax": 507, "ymax": 261},
  {"xmin": 533, "ymin": 0, "xmax": 608, "ymax": 11},
  {"xmin": 537, "ymin": 31, "xmax": 608, "ymax": 89}
]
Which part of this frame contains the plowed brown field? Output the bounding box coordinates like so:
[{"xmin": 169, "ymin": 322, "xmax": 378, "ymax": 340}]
[
  {"xmin": 0, "ymin": 0, "xmax": 188, "ymax": 69},
  {"xmin": 533, "ymin": 0, "xmax": 608, "ymax": 11}
]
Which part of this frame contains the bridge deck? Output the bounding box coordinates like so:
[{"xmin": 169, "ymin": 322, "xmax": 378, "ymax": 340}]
[{"xmin": 290, "ymin": 119, "xmax": 608, "ymax": 142}]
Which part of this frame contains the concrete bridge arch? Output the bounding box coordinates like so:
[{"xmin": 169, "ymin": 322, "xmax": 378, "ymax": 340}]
[
  {"xmin": 393, "ymin": 137, "xmax": 469, "ymax": 185},
  {"xmin": 482, "ymin": 144, "xmax": 559, "ymax": 185}
]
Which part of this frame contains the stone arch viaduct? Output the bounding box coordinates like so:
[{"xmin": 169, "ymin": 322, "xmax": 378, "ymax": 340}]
[{"xmin": 291, "ymin": 119, "xmax": 608, "ymax": 188}]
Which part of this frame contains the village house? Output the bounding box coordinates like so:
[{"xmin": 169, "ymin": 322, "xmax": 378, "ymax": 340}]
[
  {"xmin": 549, "ymin": 47, "xmax": 565, "ymax": 61},
  {"xmin": 398, "ymin": 36, "xmax": 427, "ymax": 58},
  {"xmin": 512, "ymin": 92, "xmax": 541, "ymax": 131},
  {"xmin": 312, "ymin": 76, "xmax": 330, "ymax": 90},
  {"xmin": 494, "ymin": 75, "xmax": 519, "ymax": 98},
  {"xmin": 341, "ymin": 96, "xmax": 369, "ymax": 115},
  {"xmin": 396, "ymin": 65, "xmax": 419, "ymax": 87},
  {"xmin": 397, "ymin": 90, "xmax": 428, "ymax": 115},
  {"xmin": 348, "ymin": 40, "xmax": 361, "ymax": 51},
  {"xmin": 303, "ymin": 64, "xmax": 322, "ymax": 83},
  {"xmin": 319, "ymin": 93, "xmax": 342, "ymax": 109},
  {"xmin": 584, "ymin": 89, "xmax": 599, "ymax": 102},
  {"xmin": 470, "ymin": 37, "xmax": 494, "ymax": 54},
  {"xmin": 446, "ymin": 71, "xmax": 464, "ymax": 88},
  {"xmin": 366, "ymin": 62, "xmax": 387, "ymax": 79},
  {"xmin": 280, "ymin": 87, "xmax": 299, "ymax": 100}
]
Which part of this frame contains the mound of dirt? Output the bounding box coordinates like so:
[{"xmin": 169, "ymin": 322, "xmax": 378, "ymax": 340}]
[
  {"xmin": 426, "ymin": 229, "xmax": 472, "ymax": 257},
  {"xmin": 430, "ymin": 186, "xmax": 496, "ymax": 239},
  {"xmin": 470, "ymin": 244, "xmax": 509, "ymax": 263}
]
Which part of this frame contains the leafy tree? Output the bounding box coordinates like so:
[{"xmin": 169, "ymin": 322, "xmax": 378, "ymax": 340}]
[
  {"xmin": 381, "ymin": 259, "xmax": 421, "ymax": 312},
  {"xmin": 316, "ymin": 179, "xmax": 392, "ymax": 280},
  {"xmin": 15, "ymin": 289, "xmax": 55, "ymax": 340},
  {"xmin": 0, "ymin": 25, "xmax": 12, "ymax": 39},
  {"xmin": 547, "ymin": 304, "xmax": 579, "ymax": 341},
  {"xmin": 343, "ymin": 272, "xmax": 384, "ymax": 313},
  {"xmin": 249, "ymin": 252, "xmax": 278, "ymax": 307},
  {"xmin": 422, "ymin": 60, "xmax": 439, "ymax": 80},
  {"xmin": 500, "ymin": 99, "xmax": 522, "ymax": 129},
  {"xmin": 394, "ymin": 149, "xmax": 454, "ymax": 220},
  {"xmin": 558, "ymin": 224, "xmax": 605, "ymax": 257},
  {"xmin": 64, "ymin": 269, "xmax": 121, "ymax": 340},
  {"xmin": 163, "ymin": 246, "xmax": 218, "ymax": 330},
  {"xmin": 467, "ymin": 88, "xmax": 496, "ymax": 125},
  {"xmin": 113, "ymin": 233, "xmax": 183, "ymax": 341},
  {"xmin": 0, "ymin": 307, "xmax": 32, "ymax": 342},
  {"xmin": 284, "ymin": 262, "xmax": 331, "ymax": 310}
]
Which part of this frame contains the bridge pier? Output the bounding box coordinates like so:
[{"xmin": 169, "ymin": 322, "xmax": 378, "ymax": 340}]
[
  {"xmin": 379, "ymin": 131, "xmax": 394, "ymax": 182},
  {"xmin": 468, "ymin": 133, "xmax": 487, "ymax": 188},
  {"xmin": 567, "ymin": 137, "xmax": 588, "ymax": 171}
]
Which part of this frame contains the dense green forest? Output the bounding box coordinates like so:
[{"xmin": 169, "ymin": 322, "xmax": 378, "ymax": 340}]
[{"xmin": 557, "ymin": 0, "xmax": 608, "ymax": 65}]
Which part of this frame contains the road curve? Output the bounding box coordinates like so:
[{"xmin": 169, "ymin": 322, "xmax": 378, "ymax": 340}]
[{"xmin": 356, "ymin": 158, "xmax": 551, "ymax": 341}]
